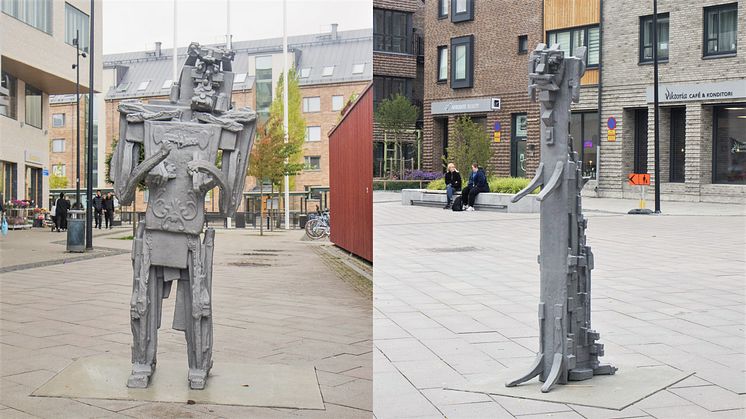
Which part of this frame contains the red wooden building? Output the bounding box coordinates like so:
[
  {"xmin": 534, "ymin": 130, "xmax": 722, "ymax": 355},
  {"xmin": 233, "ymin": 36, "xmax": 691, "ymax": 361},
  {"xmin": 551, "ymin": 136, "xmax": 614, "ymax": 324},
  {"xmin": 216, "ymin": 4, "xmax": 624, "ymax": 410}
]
[{"xmin": 328, "ymin": 83, "xmax": 373, "ymax": 262}]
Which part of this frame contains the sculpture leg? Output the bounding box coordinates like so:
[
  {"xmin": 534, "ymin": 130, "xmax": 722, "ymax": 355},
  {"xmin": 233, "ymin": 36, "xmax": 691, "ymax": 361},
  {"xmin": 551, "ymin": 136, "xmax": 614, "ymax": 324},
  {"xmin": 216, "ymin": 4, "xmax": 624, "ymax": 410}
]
[
  {"xmin": 128, "ymin": 227, "xmax": 164, "ymax": 388},
  {"xmin": 540, "ymin": 353, "xmax": 565, "ymax": 393},
  {"xmin": 183, "ymin": 231, "xmax": 214, "ymax": 390},
  {"xmin": 505, "ymin": 353, "xmax": 544, "ymax": 387}
]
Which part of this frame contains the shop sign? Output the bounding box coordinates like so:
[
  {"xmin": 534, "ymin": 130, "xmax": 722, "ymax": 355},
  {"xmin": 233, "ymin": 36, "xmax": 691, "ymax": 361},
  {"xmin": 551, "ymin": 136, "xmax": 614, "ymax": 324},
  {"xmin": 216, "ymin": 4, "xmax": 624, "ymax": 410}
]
[
  {"xmin": 646, "ymin": 80, "xmax": 746, "ymax": 103},
  {"xmin": 25, "ymin": 150, "xmax": 44, "ymax": 164},
  {"xmin": 431, "ymin": 98, "xmax": 494, "ymax": 115}
]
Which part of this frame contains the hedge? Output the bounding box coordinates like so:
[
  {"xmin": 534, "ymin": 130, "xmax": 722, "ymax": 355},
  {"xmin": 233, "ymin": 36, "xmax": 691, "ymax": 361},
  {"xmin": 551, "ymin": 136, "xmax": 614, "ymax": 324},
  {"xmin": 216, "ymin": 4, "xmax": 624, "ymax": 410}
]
[{"xmin": 427, "ymin": 176, "xmax": 540, "ymax": 194}]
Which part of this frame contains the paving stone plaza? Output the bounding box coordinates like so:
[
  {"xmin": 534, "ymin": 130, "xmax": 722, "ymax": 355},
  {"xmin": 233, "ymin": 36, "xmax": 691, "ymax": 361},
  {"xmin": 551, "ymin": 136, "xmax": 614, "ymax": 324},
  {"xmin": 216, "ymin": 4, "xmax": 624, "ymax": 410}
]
[
  {"xmin": 373, "ymin": 192, "xmax": 745, "ymax": 418},
  {"xmin": 0, "ymin": 229, "xmax": 371, "ymax": 418}
]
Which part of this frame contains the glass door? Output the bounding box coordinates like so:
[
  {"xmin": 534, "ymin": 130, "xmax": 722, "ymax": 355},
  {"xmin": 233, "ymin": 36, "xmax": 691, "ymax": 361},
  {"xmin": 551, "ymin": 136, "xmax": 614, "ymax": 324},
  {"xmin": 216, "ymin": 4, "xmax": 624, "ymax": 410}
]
[
  {"xmin": 669, "ymin": 107, "xmax": 686, "ymax": 183},
  {"xmin": 26, "ymin": 166, "xmax": 42, "ymax": 208},
  {"xmin": 511, "ymin": 114, "xmax": 527, "ymax": 177}
]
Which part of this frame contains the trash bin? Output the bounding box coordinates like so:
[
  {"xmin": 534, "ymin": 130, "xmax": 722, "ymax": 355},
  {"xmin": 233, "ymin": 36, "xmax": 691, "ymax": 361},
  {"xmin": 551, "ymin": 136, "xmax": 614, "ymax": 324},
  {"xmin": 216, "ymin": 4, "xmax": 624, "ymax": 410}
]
[
  {"xmin": 67, "ymin": 210, "xmax": 86, "ymax": 253},
  {"xmin": 235, "ymin": 212, "xmax": 246, "ymax": 228},
  {"xmin": 299, "ymin": 214, "xmax": 308, "ymax": 229}
]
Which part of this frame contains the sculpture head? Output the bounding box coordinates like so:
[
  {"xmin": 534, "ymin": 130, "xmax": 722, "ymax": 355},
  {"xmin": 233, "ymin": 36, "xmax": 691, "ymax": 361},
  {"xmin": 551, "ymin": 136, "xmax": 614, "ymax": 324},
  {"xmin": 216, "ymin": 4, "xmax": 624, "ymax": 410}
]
[{"xmin": 185, "ymin": 42, "xmax": 236, "ymax": 114}]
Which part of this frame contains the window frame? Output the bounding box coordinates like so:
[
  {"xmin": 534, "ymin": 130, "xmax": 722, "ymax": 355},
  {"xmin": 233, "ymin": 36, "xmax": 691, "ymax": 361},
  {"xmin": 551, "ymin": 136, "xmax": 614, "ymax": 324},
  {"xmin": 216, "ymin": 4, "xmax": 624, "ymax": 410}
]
[
  {"xmin": 304, "ymin": 156, "xmax": 321, "ymax": 171},
  {"xmin": 331, "ymin": 95, "xmax": 345, "ymax": 112},
  {"xmin": 438, "ymin": 0, "xmax": 448, "ymax": 19},
  {"xmin": 639, "ymin": 13, "xmax": 670, "ymax": 64},
  {"xmin": 703, "ymin": 3, "xmax": 738, "ymax": 57},
  {"xmin": 373, "ymin": 8, "xmax": 414, "ymax": 54},
  {"xmin": 52, "ymin": 139, "xmax": 66, "ymax": 153},
  {"xmin": 52, "ymin": 164, "xmax": 66, "ymax": 177},
  {"xmin": 300, "ymin": 68, "xmax": 312, "ymax": 78},
  {"xmin": 450, "ymin": 35, "xmax": 474, "ymax": 89},
  {"xmin": 65, "ymin": 2, "xmax": 90, "ymax": 52},
  {"xmin": 518, "ymin": 35, "xmax": 529, "ymax": 54},
  {"xmin": 302, "ymin": 97, "xmax": 321, "ymax": 113},
  {"xmin": 437, "ymin": 46, "xmax": 448, "ymax": 83},
  {"xmin": 450, "ymin": 0, "xmax": 474, "ymax": 23},
  {"xmin": 305, "ymin": 126, "xmax": 322, "ymax": 142},
  {"xmin": 24, "ymin": 84, "xmax": 43, "ymax": 129},
  {"xmin": 1, "ymin": 0, "xmax": 53, "ymax": 34},
  {"xmin": 1, "ymin": 71, "xmax": 18, "ymax": 120},
  {"xmin": 52, "ymin": 113, "xmax": 65, "ymax": 128},
  {"xmin": 546, "ymin": 25, "xmax": 600, "ymax": 68}
]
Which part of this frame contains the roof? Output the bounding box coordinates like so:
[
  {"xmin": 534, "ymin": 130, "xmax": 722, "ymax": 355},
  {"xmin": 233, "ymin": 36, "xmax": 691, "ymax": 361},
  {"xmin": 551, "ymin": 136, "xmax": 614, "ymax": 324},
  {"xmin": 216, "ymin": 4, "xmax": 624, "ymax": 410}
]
[{"xmin": 101, "ymin": 28, "xmax": 372, "ymax": 101}]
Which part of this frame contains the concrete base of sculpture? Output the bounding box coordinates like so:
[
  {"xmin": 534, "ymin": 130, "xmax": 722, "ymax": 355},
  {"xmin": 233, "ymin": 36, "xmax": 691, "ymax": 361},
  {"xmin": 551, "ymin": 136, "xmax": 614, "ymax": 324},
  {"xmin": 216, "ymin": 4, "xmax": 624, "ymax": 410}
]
[
  {"xmin": 32, "ymin": 355, "xmax": 324, "ymax": 409},
  {"xmin": 446, "ymin": 364, "xmax": 691, "ymax": 410}
]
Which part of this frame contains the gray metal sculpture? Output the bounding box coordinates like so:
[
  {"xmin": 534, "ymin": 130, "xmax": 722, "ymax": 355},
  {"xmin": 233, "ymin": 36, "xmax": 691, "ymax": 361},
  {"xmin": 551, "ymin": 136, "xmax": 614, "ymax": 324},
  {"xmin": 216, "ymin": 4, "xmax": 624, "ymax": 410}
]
[
  {"xmin": 507, "ymin": 43, "xmax": 616, "ymax": 393},
  {"xmin": 110, "ymin": 42, "xmax": 256, "ymax": 390}
]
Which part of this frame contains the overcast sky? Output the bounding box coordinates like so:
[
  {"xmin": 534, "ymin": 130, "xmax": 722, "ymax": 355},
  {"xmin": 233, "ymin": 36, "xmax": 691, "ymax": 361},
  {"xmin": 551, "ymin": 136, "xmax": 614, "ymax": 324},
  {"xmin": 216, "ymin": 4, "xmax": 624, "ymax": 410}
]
[{"xmin": 103, "ymin": 0, "xmax": 372, "ymax": 54}]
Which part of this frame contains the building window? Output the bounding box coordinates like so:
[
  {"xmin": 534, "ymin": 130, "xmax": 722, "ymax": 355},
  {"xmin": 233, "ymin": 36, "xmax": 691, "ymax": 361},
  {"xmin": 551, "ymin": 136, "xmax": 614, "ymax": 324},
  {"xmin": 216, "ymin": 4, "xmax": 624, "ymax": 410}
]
[
  {"xmin": 1, "ymin": 161, "xmax": 19, "ymax": 201},
  {"xmin": 1, "ymin": 0, "xmax": 52, "ymax": 34},
  {"xmin": 518, "ymin": 35, "xmax": 529, "ymax": 54},
  {"xmin": 161, "ymin": 79, "xmax": 173, "ymax": 89},
  {"xmin": 52, "ymin": 164, "xmax": 66, "ymax": 177},
  {"xmin": 255, "ymin": 55, "xmax": 273, "ymax": 121},
  {"xmin": 136, "ymin": 80, "xmax": 150, "ymax": 91},
  {"xmin": 713, "ymin": 105, "xmax": 746, "ymax": 184},
  {"xmin": 322, "ymin": 66, "xmax": 335, "ymax": 77},
  {"xmin": 1, "ymin": 71, "xmax": 18, "ymax": 120},
  {"xmin": 570, "ymin": 112, "xmax": 599, "ymax": 179},
  {"xmin": 65, "ymin": 3, "xmax": 90, "ymax": 52},
  {"xmin": 451, "ymin": 0, "xmax": 474, "ymax": 23},
  {"xmin": 437, "ymin": 46, "xmax": 448, "ymax": 82},
  {"xmin": 305, "ymin": 126, "xmax": 322, "ymax": 142},
  {"xmin": 300, "ymin": 68, "xmax": 311, "ymax": 78},
  {"xmin": 52, "ymin": 139, "xmax": 65, "ymax": 153},
  {"xmin": 547, "ymin": 25, "xmax": 600, "ymax": 66},
  {"xmin": 234, "ymin": 73, "xmax": 247, "ymax": 84},
  {"xmin": 640, "ymin": 14, "xmax": 669, "ymax": 63},
  {"xmin": 450, "ymin": 35, "xmax": 474, "ymax": 89},
  {"xmin": 304, "ymin": 156, "xmax": 321, "ymax": 171},
  {"xmin": 704, "ymin": 3, "xmax": 738, "ymax": 57},
  {"xmin": 25, "ymin": 84, "xmax": 43, "ymax": 129},
  {"xmin": 352, "ymin": 63, "xmax": 365, "ymax": 75},
  {"xmin": 373, "ymin": 76, "xmax": 413, "ymax": 110},
  {"xmin": 52, "ymin": 113, "xmax": 65, "ymax": 128},
  {"xmin": 332, "ymin": 95, "xmax": 344, "ymax": 111},
  {"xmin": 374, "ymin": 8, "xmax": 413, "ymax": 54},
  {"xmin": 302, "ymin": 97, "xmax": 321, "ymax": 113},
  {"xmin": 438, "ymin": 0, "xmax": 448, "ymax": 18}
]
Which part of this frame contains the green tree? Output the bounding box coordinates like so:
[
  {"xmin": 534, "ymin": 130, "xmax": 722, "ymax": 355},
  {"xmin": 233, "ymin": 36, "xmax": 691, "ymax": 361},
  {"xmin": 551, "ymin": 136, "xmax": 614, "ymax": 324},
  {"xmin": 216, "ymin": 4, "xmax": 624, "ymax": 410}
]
[
  {"xmin": 445, "ymin": 116, "xmax": 493, "ymax": 176},
  {"xmin": 49, "ymin": 173, "xmax": 68, "ymax": 189},
  {"xmin": 375, "ymin": 94, "xmax": 418, "ymax": 178}
]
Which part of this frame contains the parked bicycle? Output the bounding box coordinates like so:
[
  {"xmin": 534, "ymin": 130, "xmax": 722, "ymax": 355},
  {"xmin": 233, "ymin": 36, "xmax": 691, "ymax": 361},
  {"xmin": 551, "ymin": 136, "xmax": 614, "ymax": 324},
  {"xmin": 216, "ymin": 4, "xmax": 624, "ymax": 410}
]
[{"xmin": 305, "ymin": 210, "xmax": 330, "ymax": 240}]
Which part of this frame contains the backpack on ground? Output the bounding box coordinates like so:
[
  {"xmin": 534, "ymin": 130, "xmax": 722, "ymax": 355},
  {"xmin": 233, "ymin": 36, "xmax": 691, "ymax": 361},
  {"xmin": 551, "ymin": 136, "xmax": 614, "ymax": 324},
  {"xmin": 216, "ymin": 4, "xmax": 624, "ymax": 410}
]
[{"xmin": 451, "ymin": 196, "xmax": 463, "ymax": 212}]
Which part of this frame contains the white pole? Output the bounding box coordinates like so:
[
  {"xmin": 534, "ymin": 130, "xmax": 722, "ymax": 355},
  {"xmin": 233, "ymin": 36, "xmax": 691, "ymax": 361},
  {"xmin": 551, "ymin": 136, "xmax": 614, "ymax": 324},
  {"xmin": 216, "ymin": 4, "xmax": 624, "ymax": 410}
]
[
  {"xmin": 226, "ymin": 0, "xmax": 231, "ymax": 49},
  {"xmin": 282, "ymin": 0, "xmax": 290, "ymax": 229},
  {"xmin": 172, "ymin": 0, "xmax": 178, "ymax": 82}
]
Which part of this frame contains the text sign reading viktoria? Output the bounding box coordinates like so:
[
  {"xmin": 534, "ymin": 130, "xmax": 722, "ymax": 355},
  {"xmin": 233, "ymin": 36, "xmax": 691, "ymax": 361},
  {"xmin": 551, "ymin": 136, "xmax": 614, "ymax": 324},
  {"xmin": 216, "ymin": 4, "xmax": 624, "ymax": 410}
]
[
  {"xmin": 646, "ymin": 80, "xmax": 746, "ymax": 103},
  {"xmin": 431, "ymin": 98, "xmax": 494, "ymax": 115}
]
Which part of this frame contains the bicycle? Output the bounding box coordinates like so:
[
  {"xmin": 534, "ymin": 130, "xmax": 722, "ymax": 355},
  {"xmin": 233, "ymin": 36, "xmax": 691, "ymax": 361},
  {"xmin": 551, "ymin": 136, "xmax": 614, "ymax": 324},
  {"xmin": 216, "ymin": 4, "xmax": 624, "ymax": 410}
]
[{"xmin": 305, "ymin": 210, "xmax": 330, "ymax": 240}]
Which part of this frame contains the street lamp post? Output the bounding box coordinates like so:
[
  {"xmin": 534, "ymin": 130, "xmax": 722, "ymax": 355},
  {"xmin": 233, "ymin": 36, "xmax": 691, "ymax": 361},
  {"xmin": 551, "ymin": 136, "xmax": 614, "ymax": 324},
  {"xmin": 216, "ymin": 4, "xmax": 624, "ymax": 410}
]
[
  {"xmin": 86, "ymin": 0, "xmax": 95, "ymax": 249},
  {"xmin": 652, "ymin": 0, "xmax": 661, "ymax": 213},
  {"xmin": 72, "ymin": 30, "xmax": 87, "ymax": 208}
]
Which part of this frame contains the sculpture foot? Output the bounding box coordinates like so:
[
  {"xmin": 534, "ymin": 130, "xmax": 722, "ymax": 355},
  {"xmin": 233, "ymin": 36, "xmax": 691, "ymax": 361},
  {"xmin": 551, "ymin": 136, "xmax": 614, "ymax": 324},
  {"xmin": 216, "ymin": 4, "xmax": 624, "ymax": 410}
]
[
  {"xmin": 127, "ymin": 363, "xmax": 154, "ymax": 388},
  {"xmin": 593, "ymin": 363, "xmax": 617, "ymax": 376},
  {"xmin": 505, "ymin": 353, "xmax": 544, "ymax": 387},
  {"xmin": 540, "ymin": 353, "xmax": 564, "ymax": 393},
  {"xmin": 188, "ymin": 368, "xmax": 209, "ymax": 390}
]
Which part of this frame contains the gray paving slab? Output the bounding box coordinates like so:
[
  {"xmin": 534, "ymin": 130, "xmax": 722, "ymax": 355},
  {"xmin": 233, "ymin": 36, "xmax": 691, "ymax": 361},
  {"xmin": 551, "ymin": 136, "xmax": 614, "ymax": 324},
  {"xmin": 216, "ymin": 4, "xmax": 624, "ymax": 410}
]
[{"xmin": 374, "ymin": 193, "xmax": 745, "ymax": 418}]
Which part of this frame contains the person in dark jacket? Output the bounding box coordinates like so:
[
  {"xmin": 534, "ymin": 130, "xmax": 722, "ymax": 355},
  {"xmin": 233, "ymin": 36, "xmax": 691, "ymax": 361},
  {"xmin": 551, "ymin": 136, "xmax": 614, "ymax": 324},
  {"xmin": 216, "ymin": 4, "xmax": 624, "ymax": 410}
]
[
  {"xmin": 92, "ymin": 190, "xmax": 104, "ymax": 229},
  {"xmin": 443, "ymin": 163, "xmax": 462, "ymax": 209},
  {"xmin": 54, "ymin": 192, "xmax": 70, "ymax": 232},
  {"xmin": 461, "ymin": 163, "xmax": 489, "ymax": 211},
  {"xmin": 104, "ymin": 192, "xmax": 115, "ymax": 229}
]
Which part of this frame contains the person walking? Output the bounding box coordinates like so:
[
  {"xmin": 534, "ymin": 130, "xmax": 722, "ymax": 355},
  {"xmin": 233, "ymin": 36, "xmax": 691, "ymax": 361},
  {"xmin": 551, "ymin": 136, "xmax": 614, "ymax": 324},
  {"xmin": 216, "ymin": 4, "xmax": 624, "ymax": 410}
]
[
  {"xmin": 104, "ymin": 192, "xmax": 115, "ymax": 229},
  {"xmin": 461, "ymin": 163, "xmax": 490, "ymax": 211},
  {"xmin": 443, "ymin": 163, "xmax": 462, "ymax": 209},
  {"xmin": 92, "ymin": 190, "xmax": 104, "ymax": 229},
  {"xmin": 54, "ymin": 192, "xmax": 70, "ymax": 232}
]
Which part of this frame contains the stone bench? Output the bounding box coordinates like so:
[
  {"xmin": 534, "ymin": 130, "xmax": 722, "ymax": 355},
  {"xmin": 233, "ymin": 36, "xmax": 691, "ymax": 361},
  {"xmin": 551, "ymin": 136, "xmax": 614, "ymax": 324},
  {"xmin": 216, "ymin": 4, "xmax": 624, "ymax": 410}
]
[{"xmin": 401, "ymin": 189, "xmax": 540, "ymax": 213}]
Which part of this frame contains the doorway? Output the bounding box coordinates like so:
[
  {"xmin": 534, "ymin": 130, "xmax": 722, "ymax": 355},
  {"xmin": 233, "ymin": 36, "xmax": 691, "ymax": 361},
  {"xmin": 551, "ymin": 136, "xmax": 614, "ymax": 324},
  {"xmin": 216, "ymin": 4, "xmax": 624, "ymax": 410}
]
[
  {"xmin": 633, "ymin": 109, "xmax": 648, "ymax": 174},
  {"xmin": 26, "ymin": 166, "xmax": 42, "ymax": 208},
  {"xmin": 669, "ymin": 107, "xmax": 686, "ymax": 183},
  {"xmin": 511, "ymin": 113, "xmax": 528, "ymax": 177}
]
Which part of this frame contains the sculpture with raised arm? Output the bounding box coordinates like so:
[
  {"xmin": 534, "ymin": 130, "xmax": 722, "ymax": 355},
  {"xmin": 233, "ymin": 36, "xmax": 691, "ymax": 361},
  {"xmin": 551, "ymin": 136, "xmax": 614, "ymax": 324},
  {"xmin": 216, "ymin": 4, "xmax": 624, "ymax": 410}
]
[
  {"xmin": 110, "ymin": 42, "xmax": 256, "ymax": 390},
  {"xmin": 506, "ymin": 43, "xmax": 616, "ymax": 393}
]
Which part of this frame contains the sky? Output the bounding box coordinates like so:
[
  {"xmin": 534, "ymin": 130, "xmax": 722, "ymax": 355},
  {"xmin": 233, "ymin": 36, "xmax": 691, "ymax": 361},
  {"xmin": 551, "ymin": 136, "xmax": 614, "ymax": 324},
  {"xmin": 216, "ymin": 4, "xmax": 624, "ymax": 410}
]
[{"xmin": 102, "ymin": 0, "xmax": 372, "ymax": 54}]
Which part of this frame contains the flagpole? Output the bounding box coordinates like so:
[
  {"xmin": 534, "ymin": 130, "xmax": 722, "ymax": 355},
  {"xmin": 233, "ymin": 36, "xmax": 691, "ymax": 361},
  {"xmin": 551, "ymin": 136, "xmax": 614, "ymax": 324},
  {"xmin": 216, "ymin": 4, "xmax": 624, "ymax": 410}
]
[
  {"xmin": 282, "ymin": 0, "xmax": 290, "ymax": 229},
  {"xmin": 173, "ymin": 0, "xmax": 178, "ymax": 82}
]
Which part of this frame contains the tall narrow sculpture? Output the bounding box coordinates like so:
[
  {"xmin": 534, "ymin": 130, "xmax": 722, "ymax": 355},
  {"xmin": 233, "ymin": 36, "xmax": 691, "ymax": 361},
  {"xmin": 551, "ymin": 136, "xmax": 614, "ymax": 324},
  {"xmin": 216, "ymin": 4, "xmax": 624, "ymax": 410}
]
[
  {"xmin": 507, "ymin": 44, "xmax": 616, "ymax": 393},
  {"xmin": 110, "ymin": 42, "xmax": 256, "ymax": 390}
]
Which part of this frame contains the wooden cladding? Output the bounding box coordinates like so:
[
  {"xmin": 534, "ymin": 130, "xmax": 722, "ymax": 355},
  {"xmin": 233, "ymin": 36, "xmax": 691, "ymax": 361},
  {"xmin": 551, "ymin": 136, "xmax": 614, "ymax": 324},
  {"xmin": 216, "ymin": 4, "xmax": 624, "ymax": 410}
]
[
  {"xmin": 581, "ymin": 68, "xmax": 599, "ymax": 85},
  {"xmin": 544, "ymin": 0, "xmax": 600, "ymax": 31}
]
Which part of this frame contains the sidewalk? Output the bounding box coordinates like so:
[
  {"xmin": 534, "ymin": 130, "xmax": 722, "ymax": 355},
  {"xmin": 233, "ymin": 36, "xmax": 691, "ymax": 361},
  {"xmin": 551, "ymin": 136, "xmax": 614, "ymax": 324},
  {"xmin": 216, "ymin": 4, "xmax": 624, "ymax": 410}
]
[
  {"xmin": 1, "ymin": 229, "xmax": 371, "ymax": 418},
  {"xmin": 373, "ymin": 194, "xmax": 745, "ymax": 418}
]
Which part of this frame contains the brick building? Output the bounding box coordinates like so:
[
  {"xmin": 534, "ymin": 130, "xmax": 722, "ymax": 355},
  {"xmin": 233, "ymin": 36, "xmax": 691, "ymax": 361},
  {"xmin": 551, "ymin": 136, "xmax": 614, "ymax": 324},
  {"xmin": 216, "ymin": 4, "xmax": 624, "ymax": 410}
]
[
  {"xmin": 422, "ymin": 0, "xmax": 544, "ymax": 177},
  {"xmin": 101, "ymin": 28, "xmax": 371, "ymax": 211},
  {"xmin": 373, "ymin": 0, "xmax": 425, "ymax": 177},
  {"xmin": 597, "ymin": 0, "xmax": 746, "ymax": 203}
]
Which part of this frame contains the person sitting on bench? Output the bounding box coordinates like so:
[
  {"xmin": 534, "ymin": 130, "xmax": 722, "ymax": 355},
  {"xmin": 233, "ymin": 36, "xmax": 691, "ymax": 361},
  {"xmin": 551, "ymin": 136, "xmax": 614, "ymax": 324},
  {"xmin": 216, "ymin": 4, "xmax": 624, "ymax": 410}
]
[
  {"xmin": 444, "ymin": 163, "xmax": 462, "ymax": 209},
  {"xmin": 461, "ymin": 163, "xmax": 489, "ymax": 211}
]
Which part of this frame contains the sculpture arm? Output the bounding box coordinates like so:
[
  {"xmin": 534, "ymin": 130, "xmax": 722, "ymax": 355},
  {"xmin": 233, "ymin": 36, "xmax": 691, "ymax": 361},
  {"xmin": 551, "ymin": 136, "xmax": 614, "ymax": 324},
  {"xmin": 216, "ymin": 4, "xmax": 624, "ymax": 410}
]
[
  {"xmin": 116, "ymin": 143, "xmax": 172, "ymax": 205},
  {"xmin": 187, "ymin": 160, "xmax": 231, "ymax": 215},
  {"xmin": 511, "ymin": 163, "xmax": 544, "ymax": 203},
  {"xmin": 535, "ymin": 161, "xmax": 565, "ymax": 202}
]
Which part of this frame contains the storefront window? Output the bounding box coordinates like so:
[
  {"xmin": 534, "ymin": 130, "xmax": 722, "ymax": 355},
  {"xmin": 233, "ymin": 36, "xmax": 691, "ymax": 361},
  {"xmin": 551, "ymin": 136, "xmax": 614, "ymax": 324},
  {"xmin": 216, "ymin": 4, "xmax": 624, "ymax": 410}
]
[
  {"xmin": 713, "ymin": 106, "xmax": 746, "ymax": 184},
  {"xmin": 570, "ymin": 112, "xmax": 599, "ymax": 178}
]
